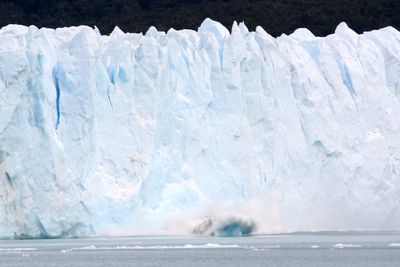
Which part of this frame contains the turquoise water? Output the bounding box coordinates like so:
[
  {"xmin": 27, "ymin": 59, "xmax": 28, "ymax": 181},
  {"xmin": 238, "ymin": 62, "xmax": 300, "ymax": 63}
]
[{"xmin": 0, "ymin": 232, "xmax": 399, "ymax": 266}]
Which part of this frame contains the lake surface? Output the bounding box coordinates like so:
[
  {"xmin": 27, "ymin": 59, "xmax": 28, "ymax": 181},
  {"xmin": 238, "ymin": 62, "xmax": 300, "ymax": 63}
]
[{"xmin": 0, "ymin": 231, "xmax": 399, "ymax": 266}]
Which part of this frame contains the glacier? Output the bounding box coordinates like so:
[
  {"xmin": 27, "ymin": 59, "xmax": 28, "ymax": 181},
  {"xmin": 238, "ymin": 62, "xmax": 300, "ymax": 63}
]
[{"xmin": 0, "ymin": 18, "xmax": 400, "ymax": 238}]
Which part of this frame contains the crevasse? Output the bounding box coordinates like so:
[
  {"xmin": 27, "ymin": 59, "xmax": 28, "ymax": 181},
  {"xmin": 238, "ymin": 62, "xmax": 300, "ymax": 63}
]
[{"xmin": 0, "ymin": 19, "xmax": 399, "ymax": 238}]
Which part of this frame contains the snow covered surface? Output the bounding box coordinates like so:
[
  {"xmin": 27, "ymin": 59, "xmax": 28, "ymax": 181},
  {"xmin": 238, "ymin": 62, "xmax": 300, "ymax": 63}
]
[{"xmin": 0, "ymin": 18, "xmax": 400, "ymax": 238}]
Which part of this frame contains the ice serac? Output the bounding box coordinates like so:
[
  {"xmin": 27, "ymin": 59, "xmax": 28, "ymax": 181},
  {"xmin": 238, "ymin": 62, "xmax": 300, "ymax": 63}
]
[{"xmin": 0, "ymin": 19, "xmax": 400, "ymax": 238}]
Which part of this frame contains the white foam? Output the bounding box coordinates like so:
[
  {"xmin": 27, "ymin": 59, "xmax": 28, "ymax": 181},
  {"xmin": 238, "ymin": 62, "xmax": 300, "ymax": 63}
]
[
  {"xmin": 183, "ymin": 243, "xmax": 239, "ymax": 249},
  {"xmin": 263, "ymin": 245, "xmax": 281, "ymax": 248},
  {"xmin": 61, "ymin": 243, "xmax": 240, "ymax": 252},
  {"xmin": 251, "ymin": 248, "xmax": 266, "ymax": 251},
  {"xmin": 311, "ymin": 245, "xmax": 320, "ymax": 249},
  {"xmin": 333, "ymin": 243, "xmax": 362, "ymax": 249},
  {"xmin": 388, "ymin": 243, "xmax": 400, "ymax": 247},
  {"xmin": 61, "ymin": 245, "xmax": 96, "ymax": 253},
  {"xmin": 0, "ymin": 248, "xmax": 37, "ymax": 252}
]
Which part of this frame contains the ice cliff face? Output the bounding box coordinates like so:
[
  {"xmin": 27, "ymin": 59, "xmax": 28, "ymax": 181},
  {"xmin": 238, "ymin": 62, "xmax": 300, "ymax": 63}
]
[{"xmin": 0, "ymin": 19, "xmax": 400, "ymax": 238}]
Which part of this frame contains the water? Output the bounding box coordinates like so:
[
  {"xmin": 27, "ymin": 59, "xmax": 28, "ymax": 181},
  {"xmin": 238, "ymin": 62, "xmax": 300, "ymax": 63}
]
[{"xmin": 0, "ymin": 232, "xmax": 399, "ymax": 266}]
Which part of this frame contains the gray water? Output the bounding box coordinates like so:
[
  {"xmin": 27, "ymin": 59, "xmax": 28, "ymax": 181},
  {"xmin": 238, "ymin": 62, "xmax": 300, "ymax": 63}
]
[{"xmin": 0, "ymin": 231, "xmax": 399, "ymax": 266}]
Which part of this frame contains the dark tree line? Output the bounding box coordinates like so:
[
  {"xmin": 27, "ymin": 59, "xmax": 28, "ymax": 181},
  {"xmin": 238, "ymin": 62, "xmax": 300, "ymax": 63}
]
[{"xmin": 0, "ymin": 0, "xmax": 398, "ymax": 36}]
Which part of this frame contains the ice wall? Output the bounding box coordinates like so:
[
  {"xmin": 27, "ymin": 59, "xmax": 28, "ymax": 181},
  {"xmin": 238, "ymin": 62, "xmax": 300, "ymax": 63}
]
[{"xmin": 0, "ymin": 19, "xmax": 400, "ymax": 238}]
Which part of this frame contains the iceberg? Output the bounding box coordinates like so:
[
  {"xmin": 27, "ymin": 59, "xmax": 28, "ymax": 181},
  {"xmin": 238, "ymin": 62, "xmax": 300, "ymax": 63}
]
[{"xmin": 0, "ymin": 19, "xmax": 400, "ymax": 238}]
